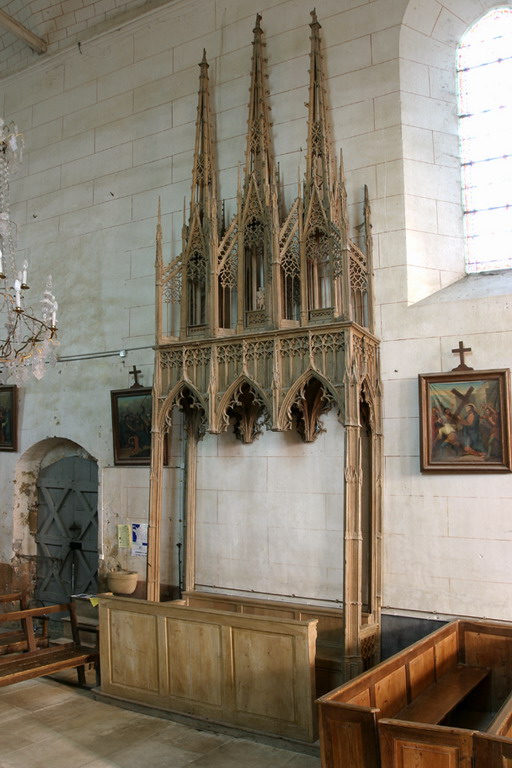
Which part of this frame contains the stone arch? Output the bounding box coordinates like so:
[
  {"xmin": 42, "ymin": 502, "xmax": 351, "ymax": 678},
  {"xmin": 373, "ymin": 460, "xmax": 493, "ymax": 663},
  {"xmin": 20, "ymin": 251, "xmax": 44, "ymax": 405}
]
[
  {"xmin": 278, "ymin": 368, "xmax": 341, "ymax": 442},
  {"xmin": 12, "ymin": 437, "xmax": 97, "ymax": 597},
  {"xmin": 216, "ymin": 374, "xmax": 272, "ymax": 443}
]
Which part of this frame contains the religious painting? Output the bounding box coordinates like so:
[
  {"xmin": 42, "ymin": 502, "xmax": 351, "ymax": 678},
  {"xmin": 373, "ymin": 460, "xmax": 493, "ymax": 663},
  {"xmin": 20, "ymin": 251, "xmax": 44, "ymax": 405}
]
[
  {"xmin": 419, "ymin": 369, "xmax": 512, "ymax": 473},
  {"xmin": 0, "ymin": 386, "xmax": 17, "ymax": 452},
  {"xmin": 111, "ymin": 388, "xmax": 152, "ymax": 466}
]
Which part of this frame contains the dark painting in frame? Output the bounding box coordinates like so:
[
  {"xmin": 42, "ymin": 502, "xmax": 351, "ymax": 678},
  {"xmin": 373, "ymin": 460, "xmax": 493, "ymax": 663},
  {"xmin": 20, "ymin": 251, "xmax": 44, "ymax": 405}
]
[
  {"xmin": 419, "ymin": 369, "xmax": 512, "ymax": 473},
  {"xmin": 111, "ymin": 387, "xmax": 152, "ymax": 466},
  {"xmin": 0, "ymin": 385, "xmax": 17, "ymax": 452}
]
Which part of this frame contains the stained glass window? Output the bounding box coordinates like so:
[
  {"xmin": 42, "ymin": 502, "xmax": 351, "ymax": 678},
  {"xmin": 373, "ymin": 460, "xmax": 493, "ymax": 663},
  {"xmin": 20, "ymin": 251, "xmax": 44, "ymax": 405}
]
[{"xmin": 458, "ymin": 8, "xmax": 512, "ymax": 272}]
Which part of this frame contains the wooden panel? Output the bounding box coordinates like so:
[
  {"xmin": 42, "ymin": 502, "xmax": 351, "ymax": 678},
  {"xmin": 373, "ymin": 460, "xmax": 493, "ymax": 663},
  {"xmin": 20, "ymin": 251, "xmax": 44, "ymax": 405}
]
[
  {"xmin": 185, "ymin": 595, "xmax": 238, "ymax": 612},
  {"xmin": 435, "ymin": 632, "xmax": 458, "ymax": 678},
  {"xmin": 232, "ymin": 628, "xmax": 295, "ymax": 721},
  {"xmin": 474, "ymin": 733, "xmax": 512, "ymax": 768},
  {"xmin": 375, "ymin": 666, "xmax": 408, "ymax": 716},
  {"xmin": 301, "ymin": 613, "xmax": 343, "ymax": 645},
  {"xmin": 346, "ymin": 689, "xmax": 371, "ymax": 707},
  {"xmin": 409, "ymin": 648, "xmax": 436, "ymax": 699},
  {"xmin": 99, "ymin": 596, "xmax": 317, "ymax": 742},
  {"xmin": 465, "ymin": 630, "xmax": 512, "ymax": 707},
  {"xmin": 109, "ymin": 609, "xmax": 160, "ymax": 692},
  {"xmin": 318, "ymin": 703, "xmax": 380, "ymax": 768},
  {"xmin": 241, "ymin": 605, "xmax": 296, "ymax": 619},
  {"xmin": 166, "ymin": 618, "xmax": 223, "ymax": 706},
  {"xmin": 487, "ymin": 690, "xmax": 512, "ymax": 736},
  {"xmin": 379, "ymin": 721, "xmax": 473, "ymax": 768}
]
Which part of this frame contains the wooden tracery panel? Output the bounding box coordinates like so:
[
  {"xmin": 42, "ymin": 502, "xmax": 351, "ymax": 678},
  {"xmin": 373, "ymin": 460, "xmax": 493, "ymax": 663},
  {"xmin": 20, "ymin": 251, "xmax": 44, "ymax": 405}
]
[{"xmin": 148, "ymin": 10, "xmax": 382, "ymax": 681}]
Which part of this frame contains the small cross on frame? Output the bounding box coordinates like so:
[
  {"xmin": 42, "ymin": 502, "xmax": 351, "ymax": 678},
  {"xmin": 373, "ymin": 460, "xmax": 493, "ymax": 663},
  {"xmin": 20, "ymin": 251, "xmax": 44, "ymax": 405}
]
[
  {"xmin": 129, "ymin": 364, "xmax": 143, "ymax": 389},
  {"xmin": 451, "ymin": 340, "xmax": 473, "ymax": 371}
]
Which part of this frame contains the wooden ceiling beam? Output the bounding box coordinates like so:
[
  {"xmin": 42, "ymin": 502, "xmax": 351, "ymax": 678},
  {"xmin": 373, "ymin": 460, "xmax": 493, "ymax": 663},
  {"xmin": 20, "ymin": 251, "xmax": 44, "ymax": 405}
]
[{"xmin": 0, "ymin": 9, "xmax": 47, "ymax": 54}]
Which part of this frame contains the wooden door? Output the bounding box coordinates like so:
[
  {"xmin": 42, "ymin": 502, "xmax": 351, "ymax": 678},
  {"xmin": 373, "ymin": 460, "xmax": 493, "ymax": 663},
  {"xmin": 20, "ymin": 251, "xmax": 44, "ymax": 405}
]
[{"xmin": 36, "ymin": 457, "xmax": 99, "ymax": 603}]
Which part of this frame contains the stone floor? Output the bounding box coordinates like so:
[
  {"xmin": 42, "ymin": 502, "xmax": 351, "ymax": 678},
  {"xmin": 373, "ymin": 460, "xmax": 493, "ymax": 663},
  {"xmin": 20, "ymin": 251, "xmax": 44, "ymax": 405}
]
[{"xmin": 0, "ymin": 676, "xmax": 322, "ymax": 768}]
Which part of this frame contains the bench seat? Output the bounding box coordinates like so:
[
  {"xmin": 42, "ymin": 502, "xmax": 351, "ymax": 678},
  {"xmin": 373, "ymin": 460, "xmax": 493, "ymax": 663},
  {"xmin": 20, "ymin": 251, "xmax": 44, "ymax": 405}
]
[
  {"xmin": 0, "ymin": 602, "xmax": 99, "ymax": 688},
  {"xmin": 0, "ymin": 644, "xmax": 97, "ymax": 686},
  {"xmin": 396, "ymin": 664, "xmax": 489, "ymax": 724}
]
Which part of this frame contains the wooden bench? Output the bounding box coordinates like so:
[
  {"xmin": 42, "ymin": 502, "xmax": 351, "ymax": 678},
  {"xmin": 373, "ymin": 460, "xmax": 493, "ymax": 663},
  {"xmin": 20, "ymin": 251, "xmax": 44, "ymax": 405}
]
[
  {"xmin": 317, "ymin": 618, "xmax": 512, "ymax": 768},
  {"xmin": 0, "ymin": 592, "xmax": 50, "ymax": 655},
  {"xmin": 0, "ymin": 602, "xmax": 99, "ymax": 688}
]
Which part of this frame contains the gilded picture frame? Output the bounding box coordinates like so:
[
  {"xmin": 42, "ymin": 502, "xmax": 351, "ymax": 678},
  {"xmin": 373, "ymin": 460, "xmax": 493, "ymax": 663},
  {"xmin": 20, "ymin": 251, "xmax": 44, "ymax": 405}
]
[
  {"xmin": 111, "ymin": 387, "xmax": 152, "ymax": 466},
  {"xmin": 0, "ymin": 385, "xmax": 17, "ymax": 452},
  {"xmin": 419, "ymin": 369, "xmax": 512, "ymax": 473}
]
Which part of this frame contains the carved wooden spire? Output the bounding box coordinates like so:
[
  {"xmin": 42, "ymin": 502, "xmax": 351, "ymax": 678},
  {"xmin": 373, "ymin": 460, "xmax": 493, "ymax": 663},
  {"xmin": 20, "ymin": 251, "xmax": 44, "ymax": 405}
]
[
  {"xmin": 190, "ymin": 50, "xmax": 218, "ymax": 221},
  {"xmin": 245, "ymin": 14, "xmax": 274, "ymax": 198},
  {"xmin": 301, "ymin": 8, "xmax": 345, "ymax": 322},
  {"xmin": 180, "ymin": 50, "xmax": 219, "ymax": 338},
  {"xmin": 304, "ymin": 9, "xmax": 335, "ymax": 211},
  {"xmin": 237, "ymin": 14, "xmax": 280, "ymax": 331}
]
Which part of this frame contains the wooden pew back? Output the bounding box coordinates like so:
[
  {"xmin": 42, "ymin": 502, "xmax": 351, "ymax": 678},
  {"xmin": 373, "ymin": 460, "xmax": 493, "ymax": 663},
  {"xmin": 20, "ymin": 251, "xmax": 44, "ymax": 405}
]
[
  {"xmin": 182, "ymin": 591, "xmax": 344, "ymax": 647},
  {"xmin": 319, "ymin": 621, "xmax": 459, "ymax": 718}
]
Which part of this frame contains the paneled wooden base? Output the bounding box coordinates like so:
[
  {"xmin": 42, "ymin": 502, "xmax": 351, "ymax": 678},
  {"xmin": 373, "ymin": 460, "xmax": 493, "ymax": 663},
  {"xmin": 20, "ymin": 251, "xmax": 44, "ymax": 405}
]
[{"xmin": 99, "ymin": 595, "xmax": 318, "ymax": 742}]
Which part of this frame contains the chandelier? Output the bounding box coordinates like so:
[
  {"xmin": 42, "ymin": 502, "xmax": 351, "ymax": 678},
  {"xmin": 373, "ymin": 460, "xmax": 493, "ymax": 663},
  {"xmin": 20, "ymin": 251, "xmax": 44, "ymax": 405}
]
[{"xmin": 0, "ymin": 118, "xmax": 58, "ymax": 384}]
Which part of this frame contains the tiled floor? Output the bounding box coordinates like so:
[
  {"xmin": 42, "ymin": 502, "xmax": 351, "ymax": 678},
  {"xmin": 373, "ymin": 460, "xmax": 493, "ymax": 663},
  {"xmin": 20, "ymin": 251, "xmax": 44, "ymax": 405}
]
[{"xmin": 0, "ymin": 677, "xmax": 321, "ymax": 768}]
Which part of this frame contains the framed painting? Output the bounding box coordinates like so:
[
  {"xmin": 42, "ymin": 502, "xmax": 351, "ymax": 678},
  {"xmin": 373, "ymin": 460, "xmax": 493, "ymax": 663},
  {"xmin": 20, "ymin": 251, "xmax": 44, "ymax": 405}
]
[
  {"xmin": 419, "ymin": 369, "xmax": 512, "ymax": 473},
  {"xmin": 111, "ymin": 387, "xmax": 152, "ymax": 466},
  {"xmin": 0, "ymin": 386, "xmax": 17, "ymax": 452}
]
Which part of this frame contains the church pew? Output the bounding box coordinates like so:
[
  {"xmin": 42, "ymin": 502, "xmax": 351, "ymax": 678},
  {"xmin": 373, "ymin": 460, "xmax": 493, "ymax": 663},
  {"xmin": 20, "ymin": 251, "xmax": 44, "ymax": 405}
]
[
  {"xmin": 98, "ymin": 593, "xmax": 318, "ymax": 742},
  {"xmin": 317, "ymin": 618, "xmax": 512, "ymax": 768},
  {"xmin": 473, "ymin": 732, "xmax": 512, "ymax": 766}
]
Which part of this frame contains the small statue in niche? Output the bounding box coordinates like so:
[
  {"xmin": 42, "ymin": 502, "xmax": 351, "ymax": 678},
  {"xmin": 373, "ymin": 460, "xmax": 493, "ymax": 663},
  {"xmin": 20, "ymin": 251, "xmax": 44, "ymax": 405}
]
[{"xmin": 256, "ymin": 287, "xmax": 265, "ymax": 309}]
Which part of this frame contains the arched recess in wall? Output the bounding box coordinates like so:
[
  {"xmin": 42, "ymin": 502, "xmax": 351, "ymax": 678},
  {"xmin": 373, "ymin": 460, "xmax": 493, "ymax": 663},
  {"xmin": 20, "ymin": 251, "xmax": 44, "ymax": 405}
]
[
  {"xmin": 12, "ymin": 438, "xmax": 99, "ymax": 602},
  {"xmin": 398, "ymin": 0, "xmax": 512, "ymax": 302}
]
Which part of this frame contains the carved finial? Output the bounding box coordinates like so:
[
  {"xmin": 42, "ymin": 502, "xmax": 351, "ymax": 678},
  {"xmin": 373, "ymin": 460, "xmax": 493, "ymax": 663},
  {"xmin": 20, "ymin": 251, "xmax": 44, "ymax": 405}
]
[
  {"xmin": 245, "ymin": 12, "xmax": 275, "ymax": 189},
  {"xmin": 304, "ymin": 8, "xmax": 333, "ymax": 204}
]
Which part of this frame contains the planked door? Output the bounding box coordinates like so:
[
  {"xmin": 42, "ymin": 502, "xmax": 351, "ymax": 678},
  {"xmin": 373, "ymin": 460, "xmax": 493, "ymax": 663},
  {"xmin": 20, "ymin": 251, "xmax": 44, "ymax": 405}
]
[{"xmin": 35, "ymin": 457, "xmax": 99, "ymax": 604}]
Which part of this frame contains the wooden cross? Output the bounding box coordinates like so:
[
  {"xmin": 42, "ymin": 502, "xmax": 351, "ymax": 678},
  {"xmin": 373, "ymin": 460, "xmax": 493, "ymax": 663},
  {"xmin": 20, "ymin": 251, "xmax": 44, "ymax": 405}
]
[
  {"xmin": 451, "ymin": 385, "xmax": 474, "ymax": 417},
  {"xmin": 129, "ymin": 364, "xmax": 143, "ymax": 388},
  {"xmin": 451, "ymin": 340, "xmax": 473, "ymax": 371}
]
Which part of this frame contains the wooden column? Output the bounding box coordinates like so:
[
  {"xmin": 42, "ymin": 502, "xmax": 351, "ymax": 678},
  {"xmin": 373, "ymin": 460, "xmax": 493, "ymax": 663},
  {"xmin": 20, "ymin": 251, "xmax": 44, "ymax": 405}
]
[
  {"xmin": 372, "ymin": 394, "xmax": 383, "ymax": 630},
  {"xmin": 146, "ymin": 346, "xmax": 164, "ymax": 602},
  {"xmin": 343, "ymin": 363, "xmax": 364, "ymax": 679},
  {"xmin": 147, "ymin": 426, "xmax": 165, "ymax": 602},
  {"xmin": 183, "ymin": 413, "xmax": 201, "ymax": 592}
]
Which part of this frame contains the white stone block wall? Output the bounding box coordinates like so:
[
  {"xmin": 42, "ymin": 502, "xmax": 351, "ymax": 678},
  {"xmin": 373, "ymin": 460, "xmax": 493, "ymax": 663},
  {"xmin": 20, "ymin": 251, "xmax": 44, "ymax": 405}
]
[{"xmin": 195, "ymin": 410, "xmax": 345, "ymax": 603}]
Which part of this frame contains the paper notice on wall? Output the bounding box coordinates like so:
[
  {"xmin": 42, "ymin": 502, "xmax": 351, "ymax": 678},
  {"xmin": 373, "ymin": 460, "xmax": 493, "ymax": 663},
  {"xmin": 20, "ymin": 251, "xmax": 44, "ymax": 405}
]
[
  {"xmin": 131, "ymin": 523, "xmax": 148, "ymax": 557},
  {"xmin": 117, "ymin": 524, "xmax": 131, "ymax": 548}
]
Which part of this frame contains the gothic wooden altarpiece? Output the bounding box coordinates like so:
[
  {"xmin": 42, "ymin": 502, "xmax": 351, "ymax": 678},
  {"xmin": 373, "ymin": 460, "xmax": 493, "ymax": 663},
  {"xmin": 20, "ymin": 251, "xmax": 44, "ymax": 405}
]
[{"xmin": 146, "ymin": 12, "xmax": 383, "ymax": 679}]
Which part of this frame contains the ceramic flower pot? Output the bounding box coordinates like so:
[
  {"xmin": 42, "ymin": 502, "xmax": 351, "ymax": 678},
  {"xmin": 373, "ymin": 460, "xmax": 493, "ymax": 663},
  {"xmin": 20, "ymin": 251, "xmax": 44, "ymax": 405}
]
[{"xmin": 106, "ymin": 570, "xmax": 138, "ymax": 595}]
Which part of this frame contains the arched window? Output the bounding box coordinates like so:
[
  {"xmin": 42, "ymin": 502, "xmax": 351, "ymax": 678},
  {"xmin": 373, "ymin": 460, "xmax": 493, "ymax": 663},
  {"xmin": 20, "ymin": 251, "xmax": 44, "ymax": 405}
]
[{"xmin": 458, "ymin": 8, "xmax": 512, "ymax": 273}]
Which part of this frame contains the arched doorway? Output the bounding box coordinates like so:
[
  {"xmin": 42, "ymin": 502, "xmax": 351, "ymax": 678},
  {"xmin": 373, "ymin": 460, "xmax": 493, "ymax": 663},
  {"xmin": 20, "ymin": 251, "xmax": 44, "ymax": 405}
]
[{"xmin": 35, "ymin": 456, "xmax": 99, "ymax": 603}]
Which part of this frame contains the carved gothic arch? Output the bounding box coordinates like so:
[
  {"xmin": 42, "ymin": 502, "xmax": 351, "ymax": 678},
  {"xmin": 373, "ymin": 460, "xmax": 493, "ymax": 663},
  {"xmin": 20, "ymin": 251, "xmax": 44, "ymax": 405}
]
[
  {"xmin": 159, "ymin": 381, "xmax": 208, "ymax": 436},
  {"xmin": 278, "ymin": 368, "xmax": 342, "ymax": 442},
  {"xmin": 359, "ymin": 375, "xmax": 380, "ymax": 432},
  {"xmin": 216, "ymin": 374, "xmax": 272, "ymax": 443}
]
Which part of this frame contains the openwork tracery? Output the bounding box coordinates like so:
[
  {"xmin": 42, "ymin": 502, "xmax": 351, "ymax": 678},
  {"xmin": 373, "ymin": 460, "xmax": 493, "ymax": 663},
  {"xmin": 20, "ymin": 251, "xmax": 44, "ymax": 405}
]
[{"xmin": 149, "ymin": 10, "xmax": 383, "ymax": 678}]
